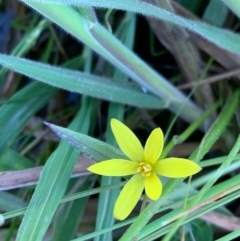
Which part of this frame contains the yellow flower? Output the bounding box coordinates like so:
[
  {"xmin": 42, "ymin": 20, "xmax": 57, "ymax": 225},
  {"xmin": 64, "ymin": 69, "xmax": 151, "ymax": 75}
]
[{"xmin": 87, "ymin": 119, "xmax": 201, "ymax": 220}]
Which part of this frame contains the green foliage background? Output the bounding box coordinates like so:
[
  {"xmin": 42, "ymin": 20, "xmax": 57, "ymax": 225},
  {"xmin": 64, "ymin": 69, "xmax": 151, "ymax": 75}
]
[{"xmin": 0, "ymin": 0, "xmax": 240, "ymax": 240}]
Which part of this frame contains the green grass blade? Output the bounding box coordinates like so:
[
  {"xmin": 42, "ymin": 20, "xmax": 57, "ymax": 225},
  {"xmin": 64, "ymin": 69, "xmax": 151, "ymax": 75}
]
[
  {"xmin": 16, "ymin": 144, "xmax": 77, "ymax": 241},
  {"xmin": 45, "ymin": 122, "xmax": 125, "ymax": 161},
  {"xmin": 215, "ymin": 229, "xmax": 240, "ymax": 241},
  {"xmin": 141, "ymin": 190, "xmax": 240, "ymax": 240},
  {"xmin": 0, "ymin": 54, "xmax": 164, "ymax": 109},
  {"xmin": 0, "ymin": 192, "xmax": 27, "ymax": 212},
  {"xmin": 222, "ymin": 0, "xmax": 240, "ymax": 18},
  {"xmin": 203, "ymin": 0, "xmax": 228, "ymax": 27},
  {"xmin": 0, "ymin": 148, "xmax": 34, "ymax": 171},
  {"xmin": 0, "ymin": 19, "xmax": 48, "ymax": 81},
  {"xmin": 22, "ymin": 0, "xmax": 240, "ymax": 55},
  {"xmin": 162, "ymin": 102, "xmax": 219, "ymax": 158},
  {"xmin": 0, "ymin": 82, "xmax": 55, "ymax": 155},
  {"xmin": 16, "ymin": 98, "xmax": 92, "ymax": 241},
  {"xmin": 162, "ymin": 134, "xmax": 240, "ymax": 241},
  {"xmin": 52, "ymin": 178, "xmax": 92, "ymax": 241}
]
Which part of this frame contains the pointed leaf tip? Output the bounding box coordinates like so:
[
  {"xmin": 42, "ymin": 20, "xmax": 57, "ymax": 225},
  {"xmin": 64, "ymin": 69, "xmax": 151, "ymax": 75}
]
[{"xmin": 43, "ymin": 121, "xmax": 51, "ymax": 127}]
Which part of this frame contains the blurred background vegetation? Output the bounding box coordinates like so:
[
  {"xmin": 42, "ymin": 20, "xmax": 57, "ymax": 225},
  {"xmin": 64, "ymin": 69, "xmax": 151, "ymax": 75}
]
[{"xmin": 0, "ymin": 0, "xmax": 240, "ymax": 240}]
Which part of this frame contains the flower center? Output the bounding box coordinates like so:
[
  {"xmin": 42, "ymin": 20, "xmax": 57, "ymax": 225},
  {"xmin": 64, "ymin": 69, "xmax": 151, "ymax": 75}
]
[{"xmin": 137, "ymin": 162, "xmax": 152, "ymax": 177}]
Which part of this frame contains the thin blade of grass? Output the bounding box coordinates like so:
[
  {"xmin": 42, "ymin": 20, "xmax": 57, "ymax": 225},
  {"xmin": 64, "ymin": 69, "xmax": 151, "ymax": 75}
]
[
  {"xmin": 45, "ymin": 122, "xmax": 125, "ymax": 161},
  {"xmin": 162, "ymin": 101, "xmax": 219, "ymax": 158},
  {"xmin": 141, "ymin": 189, "xmax": 240, "ymax": 240},
  {"xmin": 0, "ymin": 19, "xmax": 48, "ymax": 81},
  {"xmin": 0, "ymin": 192, "xmax": 27, "ymax": 212},
  {"xmin": 203, "ymin": 0, "xmax": 229, "ymax": 27},
  {"xmin": 215, "ymin": 229, "xmax": 240, "ymax": 241},
  {"xmin": 52, "ymin": 49, "xmax": 94, "ymax": 241},
  {"xmin": 162, "ymin": 134, "xmax": 240, "ymax": 241},
  {"xmin": 222, "ymin": 0, "xmax": 240, "ymax": 18},
  {"xmin": 52, "ymin": 178, "xmax": 92, "ymax": 241},
  {"xmin": 0, "ymin": 54, "xmax": 164, "ymax": 109},
  {"xmin": 0, "ymin": 82, "xmax": 55, "ymax": 155},
  {"xmin": 16, "ymin": 97, "xmax": 92, "ymax": 241},
  {"xmin": 0, "ymin": 148, "xmax": 34, "ymax": 171}
]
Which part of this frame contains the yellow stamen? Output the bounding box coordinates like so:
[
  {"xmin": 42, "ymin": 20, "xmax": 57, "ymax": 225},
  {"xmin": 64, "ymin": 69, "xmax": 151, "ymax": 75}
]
[{"xmin": 137, "ymin": 162, "xmax": 152, "ymax": 177}]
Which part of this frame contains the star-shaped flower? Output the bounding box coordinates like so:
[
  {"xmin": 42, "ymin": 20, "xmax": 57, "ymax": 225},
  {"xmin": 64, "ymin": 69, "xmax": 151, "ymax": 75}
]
[{"xmin": 87, "ymin": 119, "xmax": 201, "ymax": 220}]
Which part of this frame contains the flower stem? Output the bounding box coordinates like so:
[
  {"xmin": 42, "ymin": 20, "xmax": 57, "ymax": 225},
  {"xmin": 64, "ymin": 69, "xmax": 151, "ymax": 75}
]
[{"xmin": 140, "ymin": 194, "xmax": 148, "ymax": 214}]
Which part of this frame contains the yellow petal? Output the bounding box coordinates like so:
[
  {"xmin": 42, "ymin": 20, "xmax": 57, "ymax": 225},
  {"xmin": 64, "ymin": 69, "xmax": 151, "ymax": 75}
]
[
  {"xmin": 111, "ymin": 119, "xmax": 144, "ymax": 162},
  {"xmin": 144, "ymin": 128, "xmax": 164, "ymax": 165},
  {"xmin": 114, "ymin": 174, "xmax": 144, "ymax": 220},
  {"xmin": 87, "ymin": 159, "xmax": 138, "ymax": 176},
  {"xmin": 154, "ymin": 158, "xmax": 202, "ymax": 178},
  {"xmin": 145, "ymin": 172, "xmax": 162, "ymax": 200}
]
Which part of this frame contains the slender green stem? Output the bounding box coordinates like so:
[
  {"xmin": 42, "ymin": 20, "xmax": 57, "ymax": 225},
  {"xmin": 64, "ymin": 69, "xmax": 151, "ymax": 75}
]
[{"xmin": 140, "ymin": 195, "xmax": 148, "ymax": 214}]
